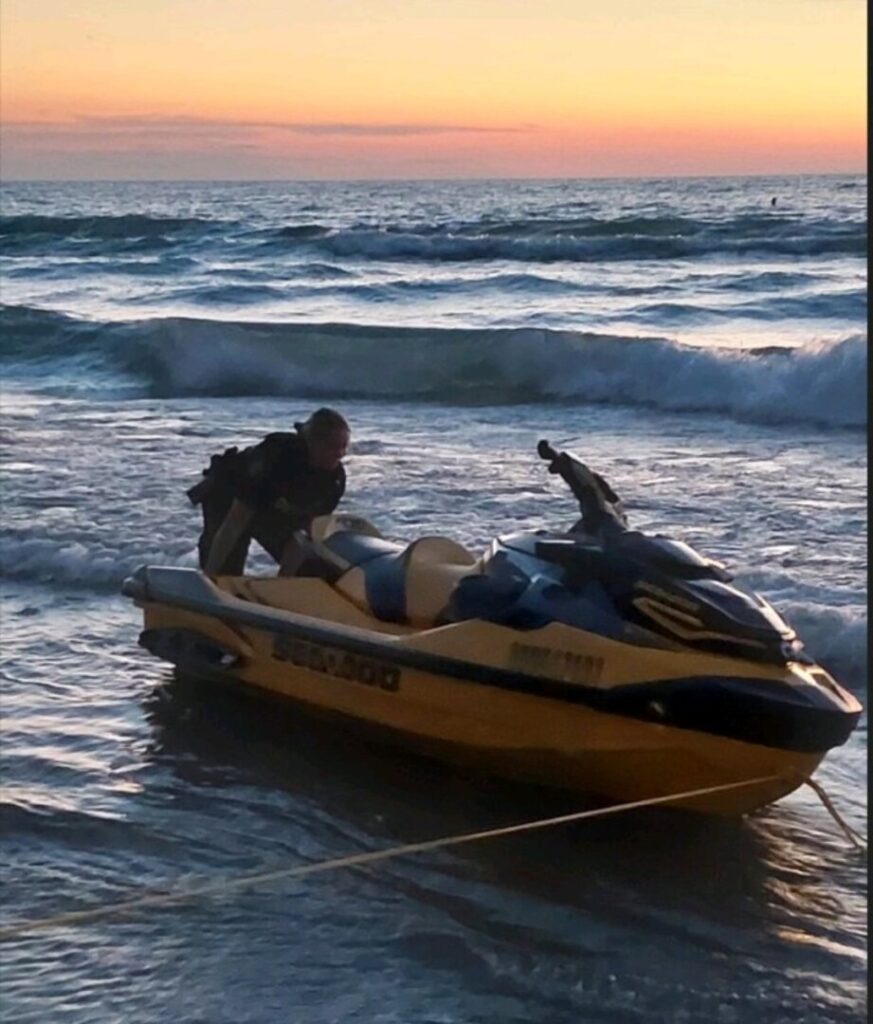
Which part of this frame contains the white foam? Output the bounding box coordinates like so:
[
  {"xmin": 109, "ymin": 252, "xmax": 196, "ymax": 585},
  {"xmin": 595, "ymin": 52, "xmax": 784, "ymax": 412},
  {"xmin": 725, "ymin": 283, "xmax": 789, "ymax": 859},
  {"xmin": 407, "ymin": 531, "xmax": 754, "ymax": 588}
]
[
  {"xmin": 779, "ymin": 600, "xmax": 867, "ymax": 689},
  {"xmin": 0, "ymin": 536, "xmax": 198, "ymax": 589}
]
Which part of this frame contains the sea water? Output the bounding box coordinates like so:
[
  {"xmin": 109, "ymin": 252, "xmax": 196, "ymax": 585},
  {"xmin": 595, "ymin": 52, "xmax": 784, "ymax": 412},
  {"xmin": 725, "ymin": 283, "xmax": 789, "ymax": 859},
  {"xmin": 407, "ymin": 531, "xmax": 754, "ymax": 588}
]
[{"xmin": 0, "ymin": 176, "xmax": 866, "ymax": 1023}]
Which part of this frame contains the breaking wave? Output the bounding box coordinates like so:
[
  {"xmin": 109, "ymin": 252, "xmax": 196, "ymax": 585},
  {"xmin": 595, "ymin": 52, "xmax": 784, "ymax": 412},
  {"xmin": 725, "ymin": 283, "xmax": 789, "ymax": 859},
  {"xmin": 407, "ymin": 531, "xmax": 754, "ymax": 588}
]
[{"xmin": 0, "ymin": 305, "xmax": 866, "ymax": 429}]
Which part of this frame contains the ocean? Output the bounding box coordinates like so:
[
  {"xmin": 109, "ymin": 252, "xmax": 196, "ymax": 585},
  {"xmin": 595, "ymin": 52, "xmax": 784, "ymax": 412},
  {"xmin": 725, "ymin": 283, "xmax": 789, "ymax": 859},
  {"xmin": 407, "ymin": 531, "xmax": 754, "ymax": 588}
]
[{"xmin": 0, "ymin": 175, "xmax": 866, "ymax": 1023}]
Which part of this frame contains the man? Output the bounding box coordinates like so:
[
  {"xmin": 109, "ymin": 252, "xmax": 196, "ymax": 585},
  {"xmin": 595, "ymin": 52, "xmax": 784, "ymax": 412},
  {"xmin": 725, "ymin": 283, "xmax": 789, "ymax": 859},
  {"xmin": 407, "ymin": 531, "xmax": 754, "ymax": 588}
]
[{"xmin": 188, "ymin": 407, "xmax": 350, "ymax": 576}]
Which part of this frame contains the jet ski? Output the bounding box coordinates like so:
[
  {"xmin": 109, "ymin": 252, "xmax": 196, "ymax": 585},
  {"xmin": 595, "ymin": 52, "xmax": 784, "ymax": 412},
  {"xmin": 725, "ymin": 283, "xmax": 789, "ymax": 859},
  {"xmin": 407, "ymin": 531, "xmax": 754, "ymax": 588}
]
[{"xmin": 123, "ymin": 441, "xmax": 861, "ymax": 814}]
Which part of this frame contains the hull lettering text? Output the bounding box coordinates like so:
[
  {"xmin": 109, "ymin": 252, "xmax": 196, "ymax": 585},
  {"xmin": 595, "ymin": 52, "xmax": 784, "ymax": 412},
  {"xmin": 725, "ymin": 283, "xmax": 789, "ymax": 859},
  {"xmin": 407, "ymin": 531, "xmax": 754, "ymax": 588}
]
[{"xmin": 273, "ymin": 636, "xmax": 400, "ymax": 693}]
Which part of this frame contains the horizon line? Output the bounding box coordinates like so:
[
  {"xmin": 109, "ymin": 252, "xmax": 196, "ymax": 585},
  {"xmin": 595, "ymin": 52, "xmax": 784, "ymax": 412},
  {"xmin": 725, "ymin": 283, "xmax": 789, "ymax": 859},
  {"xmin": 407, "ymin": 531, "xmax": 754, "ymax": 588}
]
[{"xmin": 1, "ymin": 169, "xmax": 866, "ymax": 185}]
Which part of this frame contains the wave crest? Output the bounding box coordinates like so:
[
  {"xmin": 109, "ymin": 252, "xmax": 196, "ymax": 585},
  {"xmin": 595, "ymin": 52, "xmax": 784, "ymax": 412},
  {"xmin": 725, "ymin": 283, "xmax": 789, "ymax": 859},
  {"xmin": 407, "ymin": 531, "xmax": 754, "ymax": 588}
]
[{"xmin": 1, "ymin": 305, "xmax": 866, "ymax": 429}]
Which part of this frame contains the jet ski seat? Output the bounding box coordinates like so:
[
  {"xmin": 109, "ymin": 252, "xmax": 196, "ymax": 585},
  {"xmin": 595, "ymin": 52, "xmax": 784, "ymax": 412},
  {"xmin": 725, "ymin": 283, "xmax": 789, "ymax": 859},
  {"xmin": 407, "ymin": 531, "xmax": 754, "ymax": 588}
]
[
  {"xmin": 306, "ymin": 514, "xmax": 404, "ymax": 573},
  {"xmin": 402, "ymin": 537, "xmax": 480, "ymax": 626},
  {"xmin": 333, "ymin": 534, "xmax": 480, "ymax": 627},
  {"xmin": 302, "ymin": 516, "xmax": 481, "ymax": 626}
]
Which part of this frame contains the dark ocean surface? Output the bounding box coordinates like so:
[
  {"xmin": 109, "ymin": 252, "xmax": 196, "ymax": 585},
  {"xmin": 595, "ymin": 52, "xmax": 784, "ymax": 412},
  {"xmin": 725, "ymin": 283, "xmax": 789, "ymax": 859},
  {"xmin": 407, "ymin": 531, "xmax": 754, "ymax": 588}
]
[{"xmin": 0, "ymin": 175, "xmax": 866, "ymax": 1023}]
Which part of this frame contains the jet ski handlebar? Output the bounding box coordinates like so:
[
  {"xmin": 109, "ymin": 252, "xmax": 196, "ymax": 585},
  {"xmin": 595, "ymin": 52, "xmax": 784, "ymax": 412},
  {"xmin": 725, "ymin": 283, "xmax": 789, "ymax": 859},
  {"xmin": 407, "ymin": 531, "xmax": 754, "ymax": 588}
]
[
  {"xmin": 537, "ymin": 439, "xmax": 628, "ymax": 535},
  {"xmin": 537, "ymin": 438, "xmax": 594, "ymax": 504},
  {"xmin": 537, "ymin": 439, "xmax": 559, "ymax": 462}
]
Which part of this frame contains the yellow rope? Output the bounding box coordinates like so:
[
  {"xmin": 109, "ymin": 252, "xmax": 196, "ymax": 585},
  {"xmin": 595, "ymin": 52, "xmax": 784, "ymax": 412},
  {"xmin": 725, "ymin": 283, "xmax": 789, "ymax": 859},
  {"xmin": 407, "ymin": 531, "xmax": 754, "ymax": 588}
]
[{"xmin": 0, "ymin": 774, "xmax": 781, "ymax": 941}]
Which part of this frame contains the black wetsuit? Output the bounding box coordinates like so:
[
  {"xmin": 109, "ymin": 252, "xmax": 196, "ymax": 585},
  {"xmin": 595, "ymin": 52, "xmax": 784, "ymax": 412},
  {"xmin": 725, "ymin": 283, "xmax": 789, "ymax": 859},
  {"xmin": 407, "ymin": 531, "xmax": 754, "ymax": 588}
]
[{"xmin": 190, "ymin": 430, "xmax": 345, "ymax": 574}]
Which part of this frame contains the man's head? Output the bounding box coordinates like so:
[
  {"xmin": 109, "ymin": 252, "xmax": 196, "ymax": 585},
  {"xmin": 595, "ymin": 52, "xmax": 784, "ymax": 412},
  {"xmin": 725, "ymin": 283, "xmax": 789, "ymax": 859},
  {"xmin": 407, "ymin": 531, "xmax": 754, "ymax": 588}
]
[{"xmin": 301, "ymin": 407, "xmax": 350, "ymax": 471}]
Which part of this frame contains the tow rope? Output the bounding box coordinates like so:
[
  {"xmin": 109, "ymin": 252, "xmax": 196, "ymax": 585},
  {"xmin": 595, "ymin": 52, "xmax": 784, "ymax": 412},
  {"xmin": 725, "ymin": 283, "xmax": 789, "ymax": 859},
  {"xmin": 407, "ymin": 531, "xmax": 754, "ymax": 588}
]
[
  {"xmin": 0, "ymin": 773, "xmax": 863, "ymax": 941},
  {"xmin": 804, "ymin": 777, "xmax": 867, "ymax": 850}
]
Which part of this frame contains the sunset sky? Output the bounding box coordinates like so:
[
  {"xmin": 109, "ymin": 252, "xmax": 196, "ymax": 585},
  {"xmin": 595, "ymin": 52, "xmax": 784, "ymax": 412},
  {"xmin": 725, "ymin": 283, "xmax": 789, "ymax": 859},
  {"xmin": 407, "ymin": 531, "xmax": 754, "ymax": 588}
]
[{"xmin": 1, "ymin": 0, "xmax": 866, "ymax": 180}]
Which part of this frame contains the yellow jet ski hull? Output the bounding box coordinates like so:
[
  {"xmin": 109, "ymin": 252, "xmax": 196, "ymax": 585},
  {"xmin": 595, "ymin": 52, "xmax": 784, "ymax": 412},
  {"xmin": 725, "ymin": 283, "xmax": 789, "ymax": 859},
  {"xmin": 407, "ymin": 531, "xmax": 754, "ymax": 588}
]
[{"xmin": 128, "ymin": 570, "xmax": 841, "ymax": 815}]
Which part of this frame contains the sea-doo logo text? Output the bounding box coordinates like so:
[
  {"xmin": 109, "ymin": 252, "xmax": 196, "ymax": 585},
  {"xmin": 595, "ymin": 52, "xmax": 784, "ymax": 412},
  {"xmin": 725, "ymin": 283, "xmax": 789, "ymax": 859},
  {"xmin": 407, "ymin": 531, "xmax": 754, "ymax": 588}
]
[
  {"xmin": 272, "ymin": 636, "xmax": 400, "ymax": 692},
  {"xmin": 509, "ymin": 643, "xmax": 605, "ymax": 685}
]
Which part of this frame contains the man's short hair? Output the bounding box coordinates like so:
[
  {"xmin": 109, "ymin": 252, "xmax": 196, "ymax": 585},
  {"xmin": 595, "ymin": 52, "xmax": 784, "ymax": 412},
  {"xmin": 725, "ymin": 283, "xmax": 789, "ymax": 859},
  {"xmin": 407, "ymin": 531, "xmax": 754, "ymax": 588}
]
[{"xmin": 303, "ymin": 407, "xmax": 349, "ymax": 441}]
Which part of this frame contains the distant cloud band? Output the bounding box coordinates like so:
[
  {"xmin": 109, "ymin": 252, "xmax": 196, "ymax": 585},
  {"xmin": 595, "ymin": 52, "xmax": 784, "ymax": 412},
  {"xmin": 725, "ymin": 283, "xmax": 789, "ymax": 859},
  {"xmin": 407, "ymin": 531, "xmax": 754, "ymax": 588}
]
[{"xmin": 4, "ymin": 114, "xmax": 535, "ymax": 139}]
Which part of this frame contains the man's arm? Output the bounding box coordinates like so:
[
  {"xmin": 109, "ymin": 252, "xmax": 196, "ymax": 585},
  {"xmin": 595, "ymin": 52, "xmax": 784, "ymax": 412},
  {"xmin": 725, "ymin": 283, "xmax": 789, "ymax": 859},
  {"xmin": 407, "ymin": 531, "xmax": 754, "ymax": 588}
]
[
  {"xmin": 312, "ymin": 464, "xmax": 346, "ymax": 518},
  {"xmin": 205, "ymin": 499, "xmax": 255, "ymax": 575}
]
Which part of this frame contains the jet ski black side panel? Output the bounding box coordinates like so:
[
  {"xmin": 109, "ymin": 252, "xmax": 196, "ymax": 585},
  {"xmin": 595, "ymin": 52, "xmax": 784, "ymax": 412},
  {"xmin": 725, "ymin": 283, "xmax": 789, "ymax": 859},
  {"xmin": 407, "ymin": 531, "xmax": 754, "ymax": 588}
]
[{"xmin": 590, "ymin": 676, "xmax": 860, "ymax": 753}]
